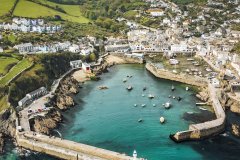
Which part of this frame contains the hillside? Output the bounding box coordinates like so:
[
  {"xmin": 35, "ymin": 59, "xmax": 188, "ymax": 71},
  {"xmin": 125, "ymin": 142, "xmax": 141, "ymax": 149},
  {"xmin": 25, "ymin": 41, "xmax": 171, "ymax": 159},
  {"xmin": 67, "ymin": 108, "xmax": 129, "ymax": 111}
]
[
  {"xmin": 0, "ymin": 0, "xmax": 16, "ymax": 16},
  {"xmin": 12, "ymin": 0, "xmax": 89, "ymax": 23}
]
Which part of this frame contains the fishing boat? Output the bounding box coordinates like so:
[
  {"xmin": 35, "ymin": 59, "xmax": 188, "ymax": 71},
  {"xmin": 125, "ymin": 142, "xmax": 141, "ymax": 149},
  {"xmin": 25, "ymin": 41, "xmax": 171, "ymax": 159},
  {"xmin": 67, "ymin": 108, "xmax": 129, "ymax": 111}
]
[
  {"xmin": 148, "ymin": 94, "xmax": 155, "ymax": 99},
  {"xmin": 177, "ymin": 97, "xmax": 182, "ymax": 101},
  {"xmin": 165, "ymin": 102, "xmax": 171, "ymax": 109},
  {"xmin": 160, "ymin": 117, "xmax": 165, "ymax": 124},
  {"xmin": 171, "ymin": 85, "xmax": 175, "ymax": 91},
  {"xmin": 199, "ymin": 107, "xmax": 208, "ymax": 111},
  {"xmin": 187, "ymin": 58, "xmax": 194, "ymax": 61},
  {"xmin": 133, "ymin": 150, "xmax": 137, "ymax": 158},
  {"xmin": 127, "ymin": 86, "xmax": 133, "ymax": 91},
  {"xmin": 123, "ymin": 79, "xmax": 127, "ymax": 83},
  {"xmin": 98, "ymin": 86, "xmax": 108, "ymax": 90}
]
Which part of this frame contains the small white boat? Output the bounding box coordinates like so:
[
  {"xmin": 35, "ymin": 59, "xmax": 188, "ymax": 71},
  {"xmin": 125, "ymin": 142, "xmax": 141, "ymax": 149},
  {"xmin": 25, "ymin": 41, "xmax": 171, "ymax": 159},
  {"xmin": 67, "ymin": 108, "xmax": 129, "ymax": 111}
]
[
  {"xmin": 186, "ymin": 87, "xmax": 189, "ymax": 91},
  {"xmin": 153, "ymin": 104, "xmax": 156, "ymax": 107},
  {"xmin": 171, "ymin": 85, "xmax": 175, "ymax": 91},
  {"xmin": 199, "ymin": 107, "xmax": 208, "ymax": 111},
  {"xmin": 141, "ymin": 104, "xmax": 146, "ymax": 107},
  {"xmin": 148, "ymin": 94, "xmax": 155, "ymax": 99},
  {"xmin": 187, "ymin": 112, "xmax": 193, "ymax": 114},
  {"xmin": 123, "ymin": 79, "xmax": 127, "ymax": 83},
  {"xmin": 138, "ymin": 119, "xmax": 143, "ymax": 122},
  {"xmin": 127, "ymin": 86, "xmax": 133, "ymax": 91},
  {"xmin": 172, "ymin": 70, "xmax": 178, "ymax": 74},
  {"xmin": 134, "ymin": 104, "xmax": 137, "ymax": 107},
  {"xmin": 133, "ymin": 150, "xmax": 137, "ymax": 158},
  {"xmin": 165, "ymin": 102, "xmax": 171, "ymax": 109},
  {"xmin": 187, "ymin": 58, "xmax": 194, "ymax": 61},
  {"xmin": 142, "ymin": 94, "xmax": 145, "ymax": 97},
  {"xmin": 173, "ymin": 96, "xmax": 176, "ymax": 99},
  {"xmin": 160, "ymin": 117, "xmax": 165, "ymax": 124}
]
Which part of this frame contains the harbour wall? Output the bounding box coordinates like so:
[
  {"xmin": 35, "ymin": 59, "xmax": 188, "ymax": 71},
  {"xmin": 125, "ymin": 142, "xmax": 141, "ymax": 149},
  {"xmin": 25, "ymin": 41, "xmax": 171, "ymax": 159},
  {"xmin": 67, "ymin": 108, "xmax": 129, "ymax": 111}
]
[
  {"xmin": 16, "ymin": 132, "xmax": 136, "ymax": 160},
  {"xmin": 146, "ymin": 63, "xmax": 226, "ymax": 142},
  {"xmin": 145, "ymin": 63, "xmax": 207, "ymax": 87}
]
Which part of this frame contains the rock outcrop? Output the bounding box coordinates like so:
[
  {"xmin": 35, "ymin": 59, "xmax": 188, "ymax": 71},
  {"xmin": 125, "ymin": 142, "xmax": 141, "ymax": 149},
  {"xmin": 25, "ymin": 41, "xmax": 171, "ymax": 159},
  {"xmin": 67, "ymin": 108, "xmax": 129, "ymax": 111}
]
[
  {"xmin": 54, "ymin": 76, "xmax": 79, "ymax": 110},
  {"xmin": 196, "ymin": 88, "xmax": 209, "ymax": 102},
  {"xmin": 0, "ymin": 108, "xmax": 16, "ymax": 153},
  {"xmin": 32, "ymin": 109, "xmax": 62, "ymax": 135},
  {"xmin": 232, "ymin": 124, "xmax": 240, "ymax": 137}
]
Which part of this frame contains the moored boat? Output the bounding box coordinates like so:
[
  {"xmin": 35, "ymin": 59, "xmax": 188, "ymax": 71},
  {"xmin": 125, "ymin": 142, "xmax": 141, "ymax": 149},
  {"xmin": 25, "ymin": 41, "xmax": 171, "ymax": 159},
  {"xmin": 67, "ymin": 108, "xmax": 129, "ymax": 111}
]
[
  {"xmin": 160, "ymin": 117, "xmax": 165, "ymax": 124},
  {"xmin": 165, "ymin": 102, "xmax": 171, "ymax": 109},
  {"xmin": 148, "ymin": 94, "xmax": 155, "ymax": 99},
  {"xmin": 133, "ymin": 150, "xmax": 137, "ymax": 159},
  {"xmin": 127, "ymin": 85, "xmax": 133, "ymax": 91}
]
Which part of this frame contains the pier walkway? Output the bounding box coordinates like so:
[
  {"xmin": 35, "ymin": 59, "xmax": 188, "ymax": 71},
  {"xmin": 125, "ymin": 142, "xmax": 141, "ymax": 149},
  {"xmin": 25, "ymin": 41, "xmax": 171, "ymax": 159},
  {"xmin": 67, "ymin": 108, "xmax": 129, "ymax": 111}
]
[{"xmin": 16, "ymin": 131, "xmax": 137, "ymax": 160}]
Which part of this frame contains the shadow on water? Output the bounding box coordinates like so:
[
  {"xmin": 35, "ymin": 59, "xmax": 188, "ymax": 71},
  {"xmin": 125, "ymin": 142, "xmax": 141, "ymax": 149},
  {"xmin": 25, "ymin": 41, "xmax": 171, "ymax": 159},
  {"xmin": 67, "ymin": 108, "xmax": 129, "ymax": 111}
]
[{"xmin": 188, "ymin": 110, "xmax": 240, "ymax": 160}]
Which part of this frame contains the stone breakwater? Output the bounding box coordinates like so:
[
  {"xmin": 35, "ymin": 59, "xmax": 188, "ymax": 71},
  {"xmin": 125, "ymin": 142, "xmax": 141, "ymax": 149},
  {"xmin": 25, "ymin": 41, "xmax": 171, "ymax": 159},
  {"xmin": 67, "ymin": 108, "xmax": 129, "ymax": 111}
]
[
  {"xmin": 16, "ymin": 131, "xmax": 138, "ymax": 160},
  {"xmin": 145, "ymin": 63, "xmax": 226, "ymax": 142},
  {"xmin": 145, "ymin": 63, "xmax": 207, "ymax": 87}
]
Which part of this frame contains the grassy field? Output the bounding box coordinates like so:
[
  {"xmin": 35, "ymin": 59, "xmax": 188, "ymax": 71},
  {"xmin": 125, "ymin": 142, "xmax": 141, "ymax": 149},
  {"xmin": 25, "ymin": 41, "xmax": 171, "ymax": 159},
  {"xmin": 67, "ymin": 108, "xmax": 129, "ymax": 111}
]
[
  {"xmin": 0, "ymin": 56, "xmax": 19, "ymax": 76},
  {"xmin": 0, "ymin": 58, "xmax": 32, "ymax": 86},
  {"xmin": 0, "ymin": 0, "xmax": 16, "ymax": 16},
  {"xmin": 0, "ymin": 95, "xmax": 9, "ymax": 112},
  {"xmin": 13, "ymin": 0, "xmax": 89, "ymax": 23}
]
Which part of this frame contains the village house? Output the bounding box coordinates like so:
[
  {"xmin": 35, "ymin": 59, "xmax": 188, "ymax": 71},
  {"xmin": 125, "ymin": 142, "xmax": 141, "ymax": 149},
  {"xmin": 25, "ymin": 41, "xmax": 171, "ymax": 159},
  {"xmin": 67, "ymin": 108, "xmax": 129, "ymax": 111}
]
[
  {"xmin": 146, "ymin": 8, "xmax": 165, "ymax": 17},
  {"xmin": 68, "ymin": 44, "xmax": 80, "ymax": 53},
  {"xmin": 0, "ymin": 47, "xmax": 3, "ymax": 53},
  {"xmin": 70, "ymin": 60, "xmax": 82, "ymax": 69},
  {"xmin": 105, "ymin": 44, "xmax": 130, "ymax": 53},
  {"xmin": 14, "ymin": 43, "xmax": 34, "ymax": 54},
  {"xmin": 18, "ymin": 87, "xmax": 47, "ymax": 107},
  {"xmin": 82, "ymin": 63, "xmax": 91, "ymax": 73},
  {"xmin": 230, "ymin": 79, "xmax": 240, "ymax": 92}
]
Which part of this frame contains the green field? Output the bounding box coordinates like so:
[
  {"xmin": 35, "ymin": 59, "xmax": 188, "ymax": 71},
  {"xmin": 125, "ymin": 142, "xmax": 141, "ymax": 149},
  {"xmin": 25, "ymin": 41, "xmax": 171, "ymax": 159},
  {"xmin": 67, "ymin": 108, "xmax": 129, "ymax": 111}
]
[
  {"xmin": 13, "ymin": 0, "xmax": 89, "ymax": 23},
  {"xmin": 0, "ymin": 56, "xmax": 19, "ymax": 76},
  {"xmin": 0, "ymin": 0, "xmax": 16, "ymax": 16},
  {"xmin": 0, "ymin": 58, "xmax": 32, "ymax": 86}
]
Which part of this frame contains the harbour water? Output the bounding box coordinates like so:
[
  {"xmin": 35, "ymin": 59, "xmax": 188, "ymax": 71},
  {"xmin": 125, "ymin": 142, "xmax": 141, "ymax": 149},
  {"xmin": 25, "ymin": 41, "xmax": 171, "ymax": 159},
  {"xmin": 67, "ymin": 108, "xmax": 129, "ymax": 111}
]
[{"xmin": 1, "ymin": 64, "xmax": 240, "ymax": 160}]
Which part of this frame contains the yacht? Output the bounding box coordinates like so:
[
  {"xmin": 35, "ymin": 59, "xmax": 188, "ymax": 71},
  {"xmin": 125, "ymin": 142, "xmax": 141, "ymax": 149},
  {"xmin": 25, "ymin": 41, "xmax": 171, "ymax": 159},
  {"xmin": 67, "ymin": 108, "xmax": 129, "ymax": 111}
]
[
  {"xmin": 133, "ymin": 150, "xmax": 137, "ymax": 159},
  {"xmin": 165, "ymin": 102, "xmax": 171, "ymax": 109},
  {"xmin": 148, "ymin": 94, "xmax": 155, "ymax": 99},
  {"xmin": 127, "ymin": 86, "xmax": 133, "ymax": 91}
]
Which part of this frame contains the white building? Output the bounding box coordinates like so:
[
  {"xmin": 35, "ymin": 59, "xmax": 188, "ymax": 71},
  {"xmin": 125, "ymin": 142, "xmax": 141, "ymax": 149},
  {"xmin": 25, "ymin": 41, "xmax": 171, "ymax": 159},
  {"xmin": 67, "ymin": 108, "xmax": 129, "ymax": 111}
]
[
  {"xmin": 0, "ymin": 47, "xmax": 3, "ymax": 53},
  {"xmin": 70, "ymin": 60, "xmax": 82, "ymax": 69},
  {"xmin": 147, "ymin": 8, "xmax": 165, "ymax": 17},
  {"xmin": 14, "ymin": 43, "xmax": 34, "ymax": 54}
]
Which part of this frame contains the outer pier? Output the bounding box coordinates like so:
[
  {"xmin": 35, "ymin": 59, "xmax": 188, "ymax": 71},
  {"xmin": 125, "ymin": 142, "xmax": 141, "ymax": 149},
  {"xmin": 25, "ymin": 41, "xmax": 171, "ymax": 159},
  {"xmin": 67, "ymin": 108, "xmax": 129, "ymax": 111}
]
[{"xmin": 146, "ymin": 63, "xmax": 226, "ymax": 142}]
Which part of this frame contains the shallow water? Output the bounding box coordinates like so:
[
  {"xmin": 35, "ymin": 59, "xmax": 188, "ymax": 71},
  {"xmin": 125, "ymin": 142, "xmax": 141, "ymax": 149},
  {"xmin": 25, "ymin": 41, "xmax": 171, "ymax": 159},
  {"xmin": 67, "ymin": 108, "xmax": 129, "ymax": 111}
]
[{"xmin": 2, "ymin": 64, "xmax": 240, "ymax": 160}]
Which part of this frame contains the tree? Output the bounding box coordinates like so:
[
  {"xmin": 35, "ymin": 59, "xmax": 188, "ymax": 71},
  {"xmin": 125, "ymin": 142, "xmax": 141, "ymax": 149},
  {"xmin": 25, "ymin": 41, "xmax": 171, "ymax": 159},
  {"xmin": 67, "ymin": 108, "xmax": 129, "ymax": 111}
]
[{"xmin": 89, "ymin": 53, "xmax": 96, "ymax": 62}]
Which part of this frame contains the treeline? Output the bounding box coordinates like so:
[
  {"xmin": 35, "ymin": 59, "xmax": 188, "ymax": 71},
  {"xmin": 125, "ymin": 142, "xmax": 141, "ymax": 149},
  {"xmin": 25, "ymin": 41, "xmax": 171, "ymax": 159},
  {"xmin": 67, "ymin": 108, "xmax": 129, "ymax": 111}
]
[
  {"xmin": 47, "ymin": 0, "xmax": 85, "ymax": 5},
  {"xmin": 8, "ymin": 53, "xmax": 82, "ymax": 106},
  {"xmin": 28, "ymin": 0, "xmax": 66, "ymax": 14},
  {"xmin": 81, "ymin": 0, "xmax": 149, "ymax": 20}
]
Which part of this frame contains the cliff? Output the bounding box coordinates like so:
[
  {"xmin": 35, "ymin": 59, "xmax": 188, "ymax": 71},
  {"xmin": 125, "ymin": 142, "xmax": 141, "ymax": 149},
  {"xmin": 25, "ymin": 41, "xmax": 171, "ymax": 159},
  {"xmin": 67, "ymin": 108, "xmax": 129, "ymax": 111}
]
[
  {"xmin": 54, "ymin": 76, "xmax": 79, "ymax": 110},
  {"xmin": 31, "ymin": 109, "xmax": 62, "ymax": 135},
  {"xmin": 0, "ymin": 108, "xmax": 17, "ymax": 153}
]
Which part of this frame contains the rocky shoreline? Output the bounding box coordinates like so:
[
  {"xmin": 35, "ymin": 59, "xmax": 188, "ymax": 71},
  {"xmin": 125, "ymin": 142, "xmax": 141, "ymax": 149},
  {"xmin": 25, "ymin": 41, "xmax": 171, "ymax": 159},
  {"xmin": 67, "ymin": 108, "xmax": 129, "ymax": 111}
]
[{"xmin": 28, "ymin": 55, "xmax": 143, "ymax": 137}]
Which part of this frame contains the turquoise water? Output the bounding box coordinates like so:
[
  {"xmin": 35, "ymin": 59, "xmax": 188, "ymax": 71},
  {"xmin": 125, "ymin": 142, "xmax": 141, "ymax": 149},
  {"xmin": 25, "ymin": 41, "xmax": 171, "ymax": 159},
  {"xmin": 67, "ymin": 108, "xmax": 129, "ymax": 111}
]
[
  {"xmin": 58, "ymin": 64, "xmax": 205, "ymax": 160},
  {"xmin": 2, "ymin": 64, "xmax": 240, "ymax": 160}
]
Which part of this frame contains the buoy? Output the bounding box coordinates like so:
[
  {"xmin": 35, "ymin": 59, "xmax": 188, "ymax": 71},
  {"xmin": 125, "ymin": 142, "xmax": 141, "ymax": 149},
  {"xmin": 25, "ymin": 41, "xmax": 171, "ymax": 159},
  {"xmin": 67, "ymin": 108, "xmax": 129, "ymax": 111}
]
[{"xmin": 160, "ymin": 117, "xmax": 165, "ymax": 124}]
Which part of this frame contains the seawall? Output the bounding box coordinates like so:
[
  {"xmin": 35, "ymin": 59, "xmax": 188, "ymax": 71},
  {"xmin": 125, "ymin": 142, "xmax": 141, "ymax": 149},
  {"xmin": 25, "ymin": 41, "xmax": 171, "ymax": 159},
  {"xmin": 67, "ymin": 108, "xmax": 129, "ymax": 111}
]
[
  {"xmin": 146, "ymin": 63, "xmax": 226, "ymax": 142},
  {"xmin": 145, "ymin": 63, "xmax": 207, "ymax": 87}
]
